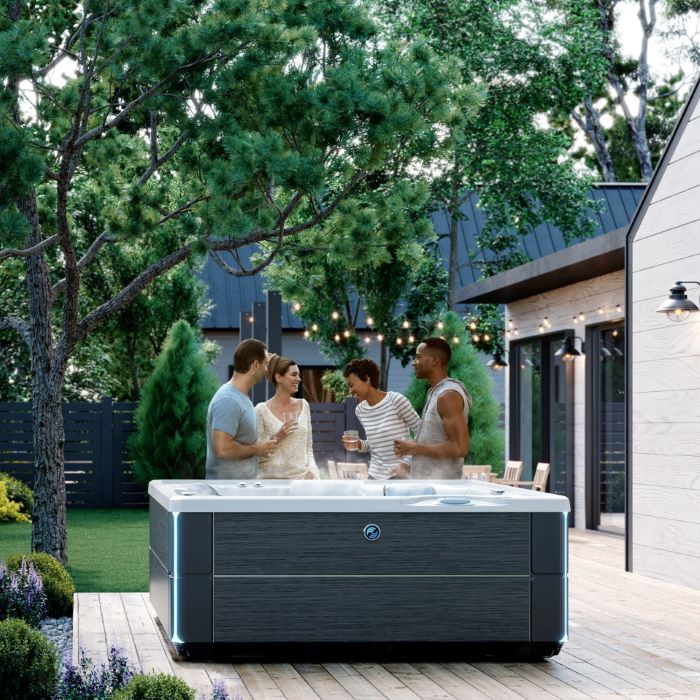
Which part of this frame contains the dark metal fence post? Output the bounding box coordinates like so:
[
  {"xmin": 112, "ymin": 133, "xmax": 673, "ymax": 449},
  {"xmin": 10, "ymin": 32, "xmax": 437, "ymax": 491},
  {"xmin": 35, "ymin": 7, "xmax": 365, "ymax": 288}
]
[
  {"xmin": 100, "ymin": 397, "xmax": 113, "ymax": 507},
  {"xmin": 252, "ymin": 301, "xmax": 267, "ymax": 404}
]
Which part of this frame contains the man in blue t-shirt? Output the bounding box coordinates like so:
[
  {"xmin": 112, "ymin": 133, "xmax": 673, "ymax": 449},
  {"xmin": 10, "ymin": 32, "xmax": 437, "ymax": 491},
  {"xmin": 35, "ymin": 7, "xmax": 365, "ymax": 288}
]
[{"xmin": 206, "ymin": 338, "xmax": 277, "ymax": 479}]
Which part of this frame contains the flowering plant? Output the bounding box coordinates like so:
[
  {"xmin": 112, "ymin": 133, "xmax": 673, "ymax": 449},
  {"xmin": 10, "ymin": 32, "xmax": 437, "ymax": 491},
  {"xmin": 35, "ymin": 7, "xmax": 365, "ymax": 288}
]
[
  {"xmin": 0, "ymin": 557, "xmax": 47, "ymax": 626},
  {"xmin": 56, "ymin": 645, "xmax": 137, "ymax": 700}
]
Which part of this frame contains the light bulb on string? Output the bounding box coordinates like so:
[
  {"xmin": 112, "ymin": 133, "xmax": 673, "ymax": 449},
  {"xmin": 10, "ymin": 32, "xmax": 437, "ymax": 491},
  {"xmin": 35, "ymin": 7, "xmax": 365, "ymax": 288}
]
[
  {"xmin": 366, "ymin": 316, "xmax": 374, "ymax": 326},
  {"xmin": 469, "ymin": 321, "xmax": 477, "ymax": 331},
  {"xmin": 292, "ymin": 302, "xmax": 301, "ymax": 312},
  {"xmin": 452, "ymin": 336, "xmax": 460, "ymax": 344},
  {"xmin": 343, "ymin": 329, "xmax": 350, "ymax": 338},
  {"xmin": 364, "ymin": 336, "xmax": 371, "ymax": 344},
  {"xmin": 472, "ymin": 334, "xmax": 480, "ymax": 343},
  {"xmin": 303, "ymin": 330, "xmax": 310, "ymax": 339},
  {"xmin": 484, "ymin": 333, "xmax": 490, "ymax": 342},
  {"xmin": 334, "ymin": 333, "xmax": 340, "ymax": 342},
  {"xmin": 616, "ymin": 304, "xmax": 622, "ymax": 313},
  {"xmin": 543, "ymin": 316, "xmax": 551, "ymax": 328},
  {"xmin": 311, "ymin": 323, "xmax": 318, "ymax": 332},
  {"xmin": 377, "ymin": 333, "xmax": 384, "ymax": 342},
  {"xmin": 578, "ymin": 312, "xmax": 585, "ymax": 322},
  {"xmin": 597, "ymin": 307, "xmax": 603, "ymax": 315},
  {"xmin": 408, "ymin": 335, "xmax": 415, "ymax": 344},
  {"xmin": 331, "ymin": 310, "xmax": 339, "ymax": 320},
  {"xmin": 402, "ymin": 320, "xmax": 410, "ymax": 329},
  {"xmin": 396, "ymin": 337, "xmax": 403, "ymax": 345},
  {"xmin": 437, "ymin": 321, "xmax": 444, "ymax": 330}
]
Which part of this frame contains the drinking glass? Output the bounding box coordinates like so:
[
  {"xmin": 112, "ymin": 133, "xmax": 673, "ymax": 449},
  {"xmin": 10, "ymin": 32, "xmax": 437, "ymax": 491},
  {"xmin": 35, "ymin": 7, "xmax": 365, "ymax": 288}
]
[{"xmin": 343, "ymin": 430, "xmax": 359, "ymax": 451}]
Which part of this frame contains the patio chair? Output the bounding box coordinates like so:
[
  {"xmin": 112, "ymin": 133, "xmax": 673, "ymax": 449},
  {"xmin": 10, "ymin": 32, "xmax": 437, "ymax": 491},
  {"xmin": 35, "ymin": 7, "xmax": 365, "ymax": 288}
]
[
  {"xmin": 333, "ymin": 461, "xmax": 369, "ymax": 479},
  {"xmin": 508, "ymin": 462, "xmax": 551, "ymax": 492},
  {"xmin": 462, "ymin": 464, "xmax": 492, "ymax": 480},
  {"xmin": 493, "ymin": 460, "xmax": 523, "ymax": 486}
]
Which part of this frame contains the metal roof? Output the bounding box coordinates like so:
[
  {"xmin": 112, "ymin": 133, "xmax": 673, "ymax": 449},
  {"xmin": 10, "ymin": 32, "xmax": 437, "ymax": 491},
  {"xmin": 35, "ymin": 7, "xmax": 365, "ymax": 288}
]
[{"xmin": 200, "ymin": 184, "xmax": 645, "ymax": 329}]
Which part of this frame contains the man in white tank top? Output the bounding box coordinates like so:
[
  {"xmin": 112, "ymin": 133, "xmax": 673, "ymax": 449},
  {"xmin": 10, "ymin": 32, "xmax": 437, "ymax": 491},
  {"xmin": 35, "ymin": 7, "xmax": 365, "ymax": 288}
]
[{"xmin": 394, "ymin": 337, "xmax": 471, "ymax": 480}]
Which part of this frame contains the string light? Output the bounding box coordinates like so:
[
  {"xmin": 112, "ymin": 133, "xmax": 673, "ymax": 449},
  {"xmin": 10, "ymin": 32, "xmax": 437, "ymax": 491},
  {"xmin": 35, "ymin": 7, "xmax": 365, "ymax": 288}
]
[
  {"xmin": 598, "ymin": 307, "xmax": 603, "ymax": 315},
  {"xmin": 377, "ymin": 333, "xmax": 384, "ymax": 342},
  {"xmin": 452, "ymin": 336, "xmax": 460, "ymax": 344},
  {"xmin": 248, "ymin": 316, "xmax": 255, "ymax": 323},
  {"xmin": 573, "ymin": 315, "xmax": 578, "ymax": 324},
  {"xmin": 366, "ymin": 316, "xmax": 374, "ymax": 326},
  {"xmin": 469, "ymin": 321, "xmax": 477, "ymax": 331},
  {"xmin": 472, "ymin": 334, "xmax": 480, "ymax": 342},
  {"xmin": 508, "ymin": 319, "xmax": 514, "ymax": 329},
  {"xmin": 331, "ymin": 311, "xmax": 339, "ymax": 320},
  {"xmin": 543, "ymin": 316, "xmax": 551, "ymax": 328},
  {"xmin": 334, "ymin": 333, "xmax": 340, "ymax": 342},
  {"xmin": 292, "ymin": 302, "xmax": 301, "ymax": 312},
  {"xmin": 396, "ymin": 337, "xmax": 403, "ymax": 345},
  {"xmin": 514, "ymin": 328, "xmax": 520, "ymax": 336},
  {"xmin": 437, "ymin": 321, "xmax": 444, "ymax": 330},
  {"xmin": 612, "ymin": 329, "xmax": 619, "ymax": 337},
  {"xmin": 538, "ymin": 324, "xmax": 545, "ymax": 333},
  {"xmin": 303, "ymin": 330, "xmax": 310, "ymax": 339},
  {"xmin": 343, "ymin": 329, "xmax": 350, "ymax": 338},
  {"xmin": 311, "ymin": 323, "xmax": 318, "ymax": 332},
  {"xmin": 484, "ymin": 333, "xmax": 490, "ymax": 342},
  {"xmin": 578, "ymin": 312, "xmax": 585, "ymax": 322},
  {"xmin": 364, "ymin": 336, "xmax": 371, "ymax": 344},
  {"xmin": 408, "ymin": 335, "xmax": 415, "ymax": 343},
  {"xmin": 402, "ymin": 320, "xmax": 410, "ymax": 329},
  {"xmin": 616, "ymin": 304, "xmax": 622, "ymax": 313}
]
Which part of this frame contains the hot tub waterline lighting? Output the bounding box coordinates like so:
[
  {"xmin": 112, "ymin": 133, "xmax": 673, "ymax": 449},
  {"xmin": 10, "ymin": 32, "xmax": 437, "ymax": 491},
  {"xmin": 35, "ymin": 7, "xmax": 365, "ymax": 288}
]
[{"xmin": 171, "ymin": 511, "xmax": 183, "ymax": 645}]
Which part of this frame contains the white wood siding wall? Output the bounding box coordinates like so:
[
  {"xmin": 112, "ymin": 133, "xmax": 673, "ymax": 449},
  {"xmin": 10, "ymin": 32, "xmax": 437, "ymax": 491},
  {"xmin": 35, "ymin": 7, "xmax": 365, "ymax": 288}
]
[
  {"xmin": 506, "ymin": 270, "xmax": 625, "ymax": 528},
  {"xmin": 631, "ymin": 94, "xmax": 700, "ymax": 589}
]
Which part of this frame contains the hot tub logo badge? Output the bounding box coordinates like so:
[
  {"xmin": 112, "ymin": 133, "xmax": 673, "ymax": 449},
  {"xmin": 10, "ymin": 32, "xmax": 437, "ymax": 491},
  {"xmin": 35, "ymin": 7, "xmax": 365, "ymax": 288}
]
[{"xmin": 363, "ymin": 523, "xmax": 381, "ymax": 541}]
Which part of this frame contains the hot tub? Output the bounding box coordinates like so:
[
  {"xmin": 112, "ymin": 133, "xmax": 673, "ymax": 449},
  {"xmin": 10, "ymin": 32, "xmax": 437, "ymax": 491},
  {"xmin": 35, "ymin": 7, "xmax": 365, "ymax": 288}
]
[{"xmin": 148, "ymin": 479, "xmax": 569, "ymax": 660}]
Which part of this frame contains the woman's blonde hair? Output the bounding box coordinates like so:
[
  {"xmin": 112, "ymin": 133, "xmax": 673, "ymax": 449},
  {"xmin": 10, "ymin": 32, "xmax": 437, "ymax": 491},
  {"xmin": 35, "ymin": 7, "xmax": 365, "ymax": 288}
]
[{"xmin": 266, "ymin": 353, "xmax": 297, "ymax": 385}]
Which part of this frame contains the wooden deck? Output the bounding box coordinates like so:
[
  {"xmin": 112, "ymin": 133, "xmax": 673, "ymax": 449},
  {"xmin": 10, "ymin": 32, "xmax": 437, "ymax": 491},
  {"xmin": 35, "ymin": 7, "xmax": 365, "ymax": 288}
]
[{"xmin": 74, "ymin": 529, "xmax": 700, "ymax": 698}]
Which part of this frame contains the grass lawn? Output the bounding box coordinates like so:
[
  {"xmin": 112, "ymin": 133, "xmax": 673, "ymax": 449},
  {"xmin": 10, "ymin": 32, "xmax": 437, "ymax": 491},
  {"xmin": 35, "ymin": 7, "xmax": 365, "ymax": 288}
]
[{"xmin": 0, "ymin": 508, "xmax": 149, "ymax": 592}]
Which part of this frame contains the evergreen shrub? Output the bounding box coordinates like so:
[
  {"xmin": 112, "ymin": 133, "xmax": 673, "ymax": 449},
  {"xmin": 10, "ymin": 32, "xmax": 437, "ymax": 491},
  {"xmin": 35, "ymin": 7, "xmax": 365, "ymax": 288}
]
[
  {"xmin": 112, "ymin": 673, "xmax": 195, "ymax": 700},
  {"xmin": 5, "ymin": 551, "xmax": 75, "ymax": 618},
  {"xmin": 406, "ymin": 311, "xmax": 504, "ymax": 473},
  {"xmin": 0, "ymin": 471, "xmax": 34, "ymax": 516},
  {"xmin": 0, "ymin": 617, "xmax": 59, "ymax": 700},
  {"xmin": 130, "ymin": 321, "xmax": 219, "ymax": 485},
  {"xmin": 0, "ymin": 480, "xmax": 31, "ymax": 522}
]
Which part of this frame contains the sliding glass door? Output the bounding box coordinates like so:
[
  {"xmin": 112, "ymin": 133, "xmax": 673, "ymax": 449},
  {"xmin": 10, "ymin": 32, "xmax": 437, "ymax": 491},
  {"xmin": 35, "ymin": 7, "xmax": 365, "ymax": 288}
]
[
  {"xmin": 510, "ymin": 334, "xmax": 574, "ymax": 500},
  {"xmin": 586, "ymin": 322, "xmax": 625, "ymax": 534}
]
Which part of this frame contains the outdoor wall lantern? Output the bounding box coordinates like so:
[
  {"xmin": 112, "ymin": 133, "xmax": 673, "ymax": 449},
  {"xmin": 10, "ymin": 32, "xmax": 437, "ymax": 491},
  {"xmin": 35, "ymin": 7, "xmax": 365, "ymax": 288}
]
[
  {"xmin": 554, "ymin": 336, "xmax": 584, "ymax": 362},
  {"xmin": 656, "ymin": 281, "xmax": 700, "ymax": 321},
  {"xmin": 487, "ymin": 353, "xmax": 508, "ymax": 372}
]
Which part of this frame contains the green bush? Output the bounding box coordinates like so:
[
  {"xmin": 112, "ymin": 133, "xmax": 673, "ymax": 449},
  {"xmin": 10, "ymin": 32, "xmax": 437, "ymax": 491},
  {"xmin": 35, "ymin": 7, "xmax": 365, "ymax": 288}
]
[
  {"xmin": 5, "ymin": 552, "xmax": 75, "ymax": 618},
  {"xmin": 0, "ymin": 472, "xmax": 34, "ymax": 516},
  {"xmin": 0, "ymin": 481, "xmax": 31, "ymax": 523},
  {"xmin": 406, "ymin": 311, "xmax": 505, "ymax": 473},
  {"xmin": 113, "ymin": 673, "xmax": 195, "ymax": 700},
  {"xmin": 130, "ymin": 320, "xmax": 219, "ymax": 485},
  {"xmin": 0, "ymin": 617, "xmax": 59, "ymax": 700}
]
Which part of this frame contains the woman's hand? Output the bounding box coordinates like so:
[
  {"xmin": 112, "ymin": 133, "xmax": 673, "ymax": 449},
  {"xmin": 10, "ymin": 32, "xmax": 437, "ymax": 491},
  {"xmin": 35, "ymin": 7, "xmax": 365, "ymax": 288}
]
[{"xmin": 275, "ymin": 419, "xmax": 297, "ymax": 442}]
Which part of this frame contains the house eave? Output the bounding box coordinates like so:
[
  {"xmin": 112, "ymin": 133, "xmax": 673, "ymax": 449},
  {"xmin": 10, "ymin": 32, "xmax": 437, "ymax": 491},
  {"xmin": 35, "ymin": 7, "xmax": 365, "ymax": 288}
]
[{"xmin": 456, "ymin": 226, "xmax": 626, "ymax": 304}]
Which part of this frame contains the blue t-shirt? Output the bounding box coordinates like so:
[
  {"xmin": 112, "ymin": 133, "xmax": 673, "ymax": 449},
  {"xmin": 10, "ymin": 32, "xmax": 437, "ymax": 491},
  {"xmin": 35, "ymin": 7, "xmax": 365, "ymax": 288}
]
[{"xmin": 206, "ymin": 383, "xmax": 258, "ymax": 479}]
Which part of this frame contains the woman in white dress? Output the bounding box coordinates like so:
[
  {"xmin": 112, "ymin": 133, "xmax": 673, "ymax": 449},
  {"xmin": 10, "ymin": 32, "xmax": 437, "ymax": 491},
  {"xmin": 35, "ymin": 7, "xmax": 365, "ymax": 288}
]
[{"xmin": 255, "ymin": 354, "xmax": 319, "ymax": 479}]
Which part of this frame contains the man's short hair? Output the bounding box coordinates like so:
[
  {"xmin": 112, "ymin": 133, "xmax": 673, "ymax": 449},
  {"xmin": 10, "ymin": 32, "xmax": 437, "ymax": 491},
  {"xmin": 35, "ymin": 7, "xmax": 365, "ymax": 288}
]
[
  {"xmin": 233, "ymin": 338, "xmax": 267, "ymax": 373},
  {"xmin": 343, "ymin": 358, "xmax": 380, "ymax": 388},
  {"xmin": 420, "ymin": 337, "xmax": 451, "ymax": 367}
]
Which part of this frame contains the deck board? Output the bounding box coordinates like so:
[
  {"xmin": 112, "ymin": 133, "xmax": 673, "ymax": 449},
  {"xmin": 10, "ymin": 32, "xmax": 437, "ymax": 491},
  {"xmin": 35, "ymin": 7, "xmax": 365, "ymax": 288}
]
[{"xmin": 73, "ymin": 529, "xmax": 700, "ymax": 698}]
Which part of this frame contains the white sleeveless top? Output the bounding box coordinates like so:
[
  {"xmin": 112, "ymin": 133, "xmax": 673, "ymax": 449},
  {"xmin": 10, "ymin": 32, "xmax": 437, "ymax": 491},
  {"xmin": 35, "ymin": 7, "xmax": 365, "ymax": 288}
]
[{"xmin": 412, "ymin": 378, "xmax": 472, "ymax": 480}]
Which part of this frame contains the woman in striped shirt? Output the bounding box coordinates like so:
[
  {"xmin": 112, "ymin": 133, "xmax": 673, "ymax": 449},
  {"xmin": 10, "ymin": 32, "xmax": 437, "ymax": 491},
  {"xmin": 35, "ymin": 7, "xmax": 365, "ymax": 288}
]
[{"xmin": 342, "ymin": 359, "xmax": 421, "ymax": 479}]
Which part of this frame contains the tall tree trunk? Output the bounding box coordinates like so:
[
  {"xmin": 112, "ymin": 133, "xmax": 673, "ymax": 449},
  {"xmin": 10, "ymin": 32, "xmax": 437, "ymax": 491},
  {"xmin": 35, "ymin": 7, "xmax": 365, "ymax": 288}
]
[
  {"xmin": 379, "ymin": 339, "xmax": 390, "ymax": 391},
  {"xmin": 573, "ymin": 95, "xmax": 617, "ymax": 182},
  {"xmin": 22, "ymin": 190, "xmax": 69, "ymax": 563},
  {"xmin": 31, "ymin": 385, "xmax": 67, "ymax": 564}
]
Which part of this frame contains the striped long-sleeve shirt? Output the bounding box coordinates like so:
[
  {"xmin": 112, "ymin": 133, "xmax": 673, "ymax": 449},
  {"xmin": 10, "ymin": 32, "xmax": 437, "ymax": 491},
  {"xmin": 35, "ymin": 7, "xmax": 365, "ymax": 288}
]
[{"xmin": 355, "ymin": 392, "xmax": 421, "ymax": 479}]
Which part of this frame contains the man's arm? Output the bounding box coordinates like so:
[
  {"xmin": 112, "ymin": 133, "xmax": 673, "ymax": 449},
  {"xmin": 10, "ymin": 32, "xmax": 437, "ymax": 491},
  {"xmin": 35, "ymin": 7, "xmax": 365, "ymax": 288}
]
[
  {"xmin": 394, "ymin": 390, "xmax": 469, "ymax": 459},
  {"xmin": 212, "ymin": 430, "xmax": 276, "ymax": 459}
]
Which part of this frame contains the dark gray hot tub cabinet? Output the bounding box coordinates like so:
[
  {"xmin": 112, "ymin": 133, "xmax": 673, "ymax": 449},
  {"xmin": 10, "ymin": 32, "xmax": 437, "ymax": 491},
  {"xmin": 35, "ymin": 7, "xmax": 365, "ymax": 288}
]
[{"xmin": 149, "ymin": 498, "xmax": 567, "ymax": 659}]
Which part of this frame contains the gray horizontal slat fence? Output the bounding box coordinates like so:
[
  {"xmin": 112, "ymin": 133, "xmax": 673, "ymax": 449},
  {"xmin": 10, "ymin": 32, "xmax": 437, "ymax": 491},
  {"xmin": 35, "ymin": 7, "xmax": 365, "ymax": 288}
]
[
  {"xmin": 1, "ymin": 399, "xmax": 365, "ymax": 505},
  {"xmin": 0, "ymin": 399, "xmax": 144, "ymax": 508}
]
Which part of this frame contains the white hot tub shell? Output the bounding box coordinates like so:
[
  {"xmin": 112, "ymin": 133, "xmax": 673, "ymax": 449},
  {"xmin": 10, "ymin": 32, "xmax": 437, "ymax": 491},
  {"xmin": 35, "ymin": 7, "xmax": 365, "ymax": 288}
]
[{"xmin": 148, "ymin": 479, "xmax": 570, "ymax": 660}]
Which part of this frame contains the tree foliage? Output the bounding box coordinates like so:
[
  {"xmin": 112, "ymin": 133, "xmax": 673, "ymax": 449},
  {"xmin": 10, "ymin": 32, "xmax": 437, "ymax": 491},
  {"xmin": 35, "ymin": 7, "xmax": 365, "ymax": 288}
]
[
  {"xmin": 405, "ymin": 311, "xmax": 504, "ymax": 471},
  {"xmin": 130, "ymin": 320, "xmax": 219, "ymax": 485},
  {"xmin": 0, "ymin": 0, "xmax": 452, "ymax": 561},
  {"xmin": 376, "ymin": 0, "xmax": 606, "ymax": 280}
]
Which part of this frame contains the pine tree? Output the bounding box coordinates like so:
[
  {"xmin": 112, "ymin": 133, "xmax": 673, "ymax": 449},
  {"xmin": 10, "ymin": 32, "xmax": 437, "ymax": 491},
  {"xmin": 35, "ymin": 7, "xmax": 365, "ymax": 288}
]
[
  {"xmin": 406, "ymin": 311, "xmax": 504, "ymax": 473},
  {"xmin": 130, "ymin": 321, "xmax": 219, "ymax": 485}
]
